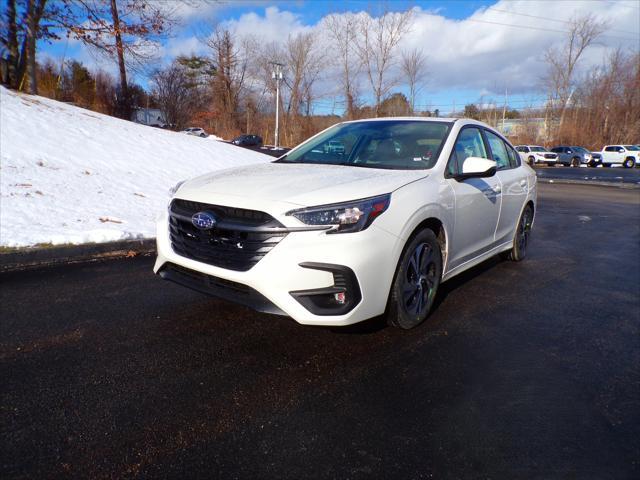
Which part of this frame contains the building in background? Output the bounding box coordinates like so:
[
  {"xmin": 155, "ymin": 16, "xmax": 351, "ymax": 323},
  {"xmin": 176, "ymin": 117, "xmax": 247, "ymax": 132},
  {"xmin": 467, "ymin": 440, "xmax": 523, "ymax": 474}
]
[{"xmin": 131, "ymin": 108, "xmax": 167, "ymax": 127}]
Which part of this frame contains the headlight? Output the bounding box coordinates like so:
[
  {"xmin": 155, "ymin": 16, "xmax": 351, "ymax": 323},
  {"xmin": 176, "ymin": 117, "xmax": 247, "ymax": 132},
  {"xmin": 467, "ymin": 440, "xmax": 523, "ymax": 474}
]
[
  {"xmin": 286, "ymin": 194, "xmax": 391, "ymax": 234},
  {"xmin": 169, "ymin": 180, "xmax": 186, "ymax": 197}
]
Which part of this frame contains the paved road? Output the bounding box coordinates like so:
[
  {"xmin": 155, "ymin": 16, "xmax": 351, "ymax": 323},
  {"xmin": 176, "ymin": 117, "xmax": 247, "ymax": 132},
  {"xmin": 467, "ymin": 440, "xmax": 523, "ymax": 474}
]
[
  {"xmin": 535, "ymin": 164, "xmax": 640, "ymax": 185},
  {"xmin": 1, "ymin": 184, "xmax": 639, "ymax": 479}
]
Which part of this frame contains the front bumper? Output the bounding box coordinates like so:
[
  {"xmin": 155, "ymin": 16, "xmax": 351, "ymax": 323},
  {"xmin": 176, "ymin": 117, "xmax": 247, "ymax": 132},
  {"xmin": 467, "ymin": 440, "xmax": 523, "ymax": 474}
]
[{"xmin": 153, "ymin": 209, "xmax": 403, "ymax": 326}]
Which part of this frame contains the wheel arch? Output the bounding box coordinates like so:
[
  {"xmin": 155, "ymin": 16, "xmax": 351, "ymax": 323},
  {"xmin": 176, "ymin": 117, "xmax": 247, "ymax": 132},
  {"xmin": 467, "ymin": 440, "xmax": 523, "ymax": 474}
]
[{"xmin": 402, "ymin": 216, "xmax": 449, "ymax": 273}]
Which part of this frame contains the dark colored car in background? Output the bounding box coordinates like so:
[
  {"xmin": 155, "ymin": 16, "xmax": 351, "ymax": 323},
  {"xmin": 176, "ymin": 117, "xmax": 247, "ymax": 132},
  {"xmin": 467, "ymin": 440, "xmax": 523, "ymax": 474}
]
[
  {"xmin": 232, "ymin": 134, "xmax": 263, "ymax": 147},
  {"xmin": 550, "ymin": 145, "xmax": 598, "ymax": 167}
]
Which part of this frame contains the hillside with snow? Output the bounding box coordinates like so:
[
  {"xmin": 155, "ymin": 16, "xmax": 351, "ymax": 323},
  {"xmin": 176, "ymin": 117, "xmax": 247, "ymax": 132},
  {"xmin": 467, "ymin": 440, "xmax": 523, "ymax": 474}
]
[{"xmin": 0, "ymin": 87, "xmax": 270, "ymax": 248}]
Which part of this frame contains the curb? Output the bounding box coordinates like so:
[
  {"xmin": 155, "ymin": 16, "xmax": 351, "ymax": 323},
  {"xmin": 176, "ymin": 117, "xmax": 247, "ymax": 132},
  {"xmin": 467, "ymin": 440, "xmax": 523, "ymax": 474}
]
[
  {"xmin": 0, "ymin": 239, "xmax": 156, "ymax": 273},
  {"xmin": 537, "ymin": 178, "xmax": 640, "ymax": 189}
]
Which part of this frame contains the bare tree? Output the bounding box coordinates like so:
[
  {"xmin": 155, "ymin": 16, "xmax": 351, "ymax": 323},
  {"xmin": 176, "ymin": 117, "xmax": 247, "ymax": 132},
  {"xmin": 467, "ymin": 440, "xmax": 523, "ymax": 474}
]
[
  {"xmin": 400, "ymin": 47, "xmax": 427, "ymax": 113},
  {"xmin": 60, "ymin": 0, "xmax": 178, "ymax": 118},
  {"xmin": 206, "ymin": 26, "xmax": 252, "ymax": 136},
  {"xmin": 355, "ymin": 9, "xmax": 413, "ymax": 116},
  {"xmin": 543, "ymin": 13, "xmax": 607, "ymax": 137},
  {"xmin": 1, "ymin": 0, "xmax": 52, "ymax": 93},
  {"xmin": 283, "ymin": 31, "xmax": 323, "ymax": 143},
  {"xmin": 151, "ymin": 61, "xmax": 199, "ymax": 129},
  {"xmin": 323, "ymin": 12, "xmax": 361, "ymax": 119}
]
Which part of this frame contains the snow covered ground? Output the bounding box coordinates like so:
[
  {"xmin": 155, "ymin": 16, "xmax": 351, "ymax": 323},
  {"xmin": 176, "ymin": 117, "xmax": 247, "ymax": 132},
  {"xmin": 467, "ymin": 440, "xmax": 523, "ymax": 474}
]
[{"xmin": 0, "ymin": 87, "xmax": 270, "ymax": 248}]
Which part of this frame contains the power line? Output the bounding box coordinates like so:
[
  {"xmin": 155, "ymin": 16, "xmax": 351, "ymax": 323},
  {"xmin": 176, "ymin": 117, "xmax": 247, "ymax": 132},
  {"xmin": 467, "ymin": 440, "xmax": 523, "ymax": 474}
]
[
  {"xmin": 466, "ymin": 18, "xmax": 638, "ymax": 41},
  {"xmin": 486, "ymin": 6, "xmax": 640, "ymax": 36}
]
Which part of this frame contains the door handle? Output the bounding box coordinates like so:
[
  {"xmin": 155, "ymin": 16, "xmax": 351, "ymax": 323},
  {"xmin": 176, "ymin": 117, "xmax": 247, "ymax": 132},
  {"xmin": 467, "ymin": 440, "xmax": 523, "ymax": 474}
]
[
  {"xmin": 492, "ymin": 185, "xmax": 502, "ymax": 194},
  {"xmin": 519, "ymin": 179, "xmax": 527, "ymax": 187}
]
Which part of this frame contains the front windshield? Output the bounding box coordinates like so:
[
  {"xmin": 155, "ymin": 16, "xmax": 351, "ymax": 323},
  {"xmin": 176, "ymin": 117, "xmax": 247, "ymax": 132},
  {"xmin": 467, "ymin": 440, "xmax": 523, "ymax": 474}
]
[
  {"xmin": 530, "ymin": 146, "xmax": 547, "ymax": 152},
  {"xmin": 624, "ymin": 145, "xmax": 639, "ymax": 151},
  {"xmin": 276, "ymin": 120, "xmax": 451, "ymax": 170},
  {"xmin": 574, "ymin": 147, "xmax": 588, "ymax": 153}
]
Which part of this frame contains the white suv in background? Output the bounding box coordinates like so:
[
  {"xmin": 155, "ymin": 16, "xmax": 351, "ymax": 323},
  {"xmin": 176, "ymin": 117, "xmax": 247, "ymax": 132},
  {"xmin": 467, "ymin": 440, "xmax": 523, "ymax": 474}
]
[
  {"xmin": 156, "ymin": 118, "xmax": 536, "ymax": 329},
  {"xmin": 515, "ymin": 145, "xmax": 559, "ymax": 166},
  {"xmin": 599, "ymin": 145, "xmax": 639, "ymax": 168}
]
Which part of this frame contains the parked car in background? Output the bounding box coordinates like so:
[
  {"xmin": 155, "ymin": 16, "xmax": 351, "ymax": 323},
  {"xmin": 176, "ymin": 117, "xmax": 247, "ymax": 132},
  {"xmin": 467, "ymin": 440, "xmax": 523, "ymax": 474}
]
[
  {"xmin": 232, "ymin": 134, "xmax": 263, "ymax": 147},
  {"xmin": 550, "ymin": 146, "xmax": 597, "ymax": 167},
  {"xmin": 183, "ymin": 127, "xmax": 208, "ymax": 138},
  {"xmin": 598, "ymin": 145, "xmax": 639, "ymax": 168},
  {"xmin": 157, "ymin": 118, "xmax": 536, "ymax": 329},
  {"xmin": 515, "ymin": 145, "xmax": 558, "ymax": 166}
]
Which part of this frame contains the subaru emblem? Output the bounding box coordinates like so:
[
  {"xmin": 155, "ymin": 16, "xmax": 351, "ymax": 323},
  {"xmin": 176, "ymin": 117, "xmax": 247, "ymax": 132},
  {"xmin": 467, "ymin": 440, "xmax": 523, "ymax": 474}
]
[{"xmin": 191, "ymin": 211, "xmax": 217, "ymax": 230}]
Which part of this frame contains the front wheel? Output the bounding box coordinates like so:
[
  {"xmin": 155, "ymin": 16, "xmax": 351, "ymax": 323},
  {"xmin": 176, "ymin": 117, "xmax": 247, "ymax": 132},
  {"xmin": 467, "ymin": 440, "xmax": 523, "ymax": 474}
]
[
  {"xmin": 528, "ymin": 156, "xmax": 535, "ymax": 166},
  {"xmin": 571, "ymin": 157, "xmax": 581, "ymax": 167},
  {"xmin": 623, "ymin": 158, "xmax": 635, "ymax": 168},
  {"xmin": 603, "ymin": 163, "xmax": 611, "ymax": 168},
  {"xmin": 504, "ymin": 205, "xmax": 533, "ymax": 262},
  {"xmin": 386, "ymin": 229, "xmax": 442, "ymax": 329}
]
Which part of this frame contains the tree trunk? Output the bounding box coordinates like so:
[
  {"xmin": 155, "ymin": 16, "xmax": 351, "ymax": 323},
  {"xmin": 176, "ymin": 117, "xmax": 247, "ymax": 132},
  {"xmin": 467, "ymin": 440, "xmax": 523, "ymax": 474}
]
[
  {"xmin": 110, "ymin": 0, "xmax": 129, "ymax": 119},
  {"xmin": 5, "ymin": 0, "xmax": 18, "ymax": 86},
  {"xmin": 27, "ymin": 1, "xmax": 37, "ymax": 94}
]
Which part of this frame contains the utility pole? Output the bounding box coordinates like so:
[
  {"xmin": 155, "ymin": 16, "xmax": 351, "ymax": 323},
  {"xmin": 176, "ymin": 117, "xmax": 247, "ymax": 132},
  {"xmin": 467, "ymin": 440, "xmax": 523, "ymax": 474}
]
[
  {"xmin": 501, "ymin": 87, "xmax": 508, "ymax": 133},
  {"xmin": 270, "ymin": 62, "xmax": 284, "ymax": 148}
]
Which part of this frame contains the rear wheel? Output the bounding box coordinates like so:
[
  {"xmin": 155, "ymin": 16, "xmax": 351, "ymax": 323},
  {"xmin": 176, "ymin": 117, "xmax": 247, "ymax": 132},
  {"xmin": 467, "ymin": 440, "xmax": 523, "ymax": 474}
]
[
  {"xmin": 505, "ymin": 205, "xmax": 533, "ymax": 262},
  {"xmin": 386, "ymin": 229, "xmax": 442, "ymax": 330},
  {"xmin": 623, "ymin": 158, "xmax": 635, "ymax": 168},
  {"xmin": 604, "ymin": 163, "xmax": 611, "ymax": 168}
]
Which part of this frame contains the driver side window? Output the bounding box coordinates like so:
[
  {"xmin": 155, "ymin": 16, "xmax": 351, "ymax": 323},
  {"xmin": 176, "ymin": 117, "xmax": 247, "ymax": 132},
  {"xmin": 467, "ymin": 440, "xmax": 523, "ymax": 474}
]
[{"xmin": 447, "ymin": 127, "xmax": 488, "ymax": 176}]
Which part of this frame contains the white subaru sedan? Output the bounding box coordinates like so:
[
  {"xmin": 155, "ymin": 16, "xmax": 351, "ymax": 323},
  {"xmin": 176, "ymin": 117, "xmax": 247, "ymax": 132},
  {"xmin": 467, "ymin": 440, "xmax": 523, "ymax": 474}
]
[{"xmin": 155, "ymin": 118, "xmax": 536, "ymax": 329}]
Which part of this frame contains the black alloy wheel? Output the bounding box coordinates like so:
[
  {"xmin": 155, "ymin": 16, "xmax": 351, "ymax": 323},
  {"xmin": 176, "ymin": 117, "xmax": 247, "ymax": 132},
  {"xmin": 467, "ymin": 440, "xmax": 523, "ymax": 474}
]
[
  {"xmin": 505, "ymin": 205, "xmax": 533, "ymax": 262},
  {"xmin": 387, "ymin": 229, "xmax": 442, "ymax": 329},
  {"xmin": 571, "ymin": 157, "xmax": 581, "ymax": 167}
]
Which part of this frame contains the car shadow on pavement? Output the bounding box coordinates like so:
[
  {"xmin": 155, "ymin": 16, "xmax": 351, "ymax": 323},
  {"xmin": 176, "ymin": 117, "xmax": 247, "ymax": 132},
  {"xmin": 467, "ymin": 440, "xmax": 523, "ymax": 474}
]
[{"xmin": 330, "ymin": 255, "xmax": 504, "ymax": 335}]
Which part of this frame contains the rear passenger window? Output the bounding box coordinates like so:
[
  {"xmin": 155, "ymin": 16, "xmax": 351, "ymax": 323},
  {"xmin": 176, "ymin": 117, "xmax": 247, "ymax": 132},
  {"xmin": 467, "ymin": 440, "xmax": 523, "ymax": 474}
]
[
  {"xmin": 447, "ymin": 127, "xmax": 488, "ymax": 176},
  {"xmin": 485, "ymin": 130, "xmax": 510, "ymax": 170},
  {"xmin": 507, "ymin": 145, "xmax": 520, "ymax": 168}
]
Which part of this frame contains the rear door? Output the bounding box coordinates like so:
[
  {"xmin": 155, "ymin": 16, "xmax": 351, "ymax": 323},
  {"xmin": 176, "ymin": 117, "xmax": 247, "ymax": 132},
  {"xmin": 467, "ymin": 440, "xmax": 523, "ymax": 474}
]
[
  {"xmin": 486, "ymin": 130, "xmax": 528, "ymax": 244},
  {"xmin": 446, "ymin": 126, "xmax": 502, "ymax": 270}
]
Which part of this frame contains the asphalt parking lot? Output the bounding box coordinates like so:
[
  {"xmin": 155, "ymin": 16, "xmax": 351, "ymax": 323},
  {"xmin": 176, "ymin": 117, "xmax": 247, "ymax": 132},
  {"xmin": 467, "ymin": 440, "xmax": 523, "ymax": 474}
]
[
  {"xmin": 535, "ymin": 164, "xmax": 640, "ymax": 185},
  {"xmin": 1, "ymin": 183, "xmax": 639, "ymax": 479}
]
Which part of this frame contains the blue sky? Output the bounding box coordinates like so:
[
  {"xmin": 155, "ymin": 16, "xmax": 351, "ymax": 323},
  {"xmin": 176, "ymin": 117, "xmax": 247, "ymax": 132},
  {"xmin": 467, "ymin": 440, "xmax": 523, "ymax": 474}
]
[{"xmin": 39, "ymin": 0, "xmax": 640, "ymax": 116}]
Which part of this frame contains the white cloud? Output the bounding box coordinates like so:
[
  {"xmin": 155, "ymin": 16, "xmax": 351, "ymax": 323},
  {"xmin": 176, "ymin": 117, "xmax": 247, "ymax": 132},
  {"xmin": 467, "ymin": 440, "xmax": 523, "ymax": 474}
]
[
  {"xmin": 220, "ymin": 6, "xmax": 313, "ymax": 43},
  {"xmin": 164, "ymin": 36, "xmax": 206, "ymax": 58}
]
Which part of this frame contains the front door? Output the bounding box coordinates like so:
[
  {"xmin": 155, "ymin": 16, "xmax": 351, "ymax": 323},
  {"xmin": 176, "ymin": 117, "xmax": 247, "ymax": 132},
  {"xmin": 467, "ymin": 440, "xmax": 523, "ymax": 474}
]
[{"xmin": 445, "ymin": 127, "xmax": 502, "ymax": 271}]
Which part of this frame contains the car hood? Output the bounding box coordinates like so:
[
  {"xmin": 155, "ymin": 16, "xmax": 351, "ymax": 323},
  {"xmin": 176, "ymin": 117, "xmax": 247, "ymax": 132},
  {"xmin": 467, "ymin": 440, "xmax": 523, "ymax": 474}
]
[{"xmin": 177, "ymin": 162, "xmax": 428, "ymax": 208}]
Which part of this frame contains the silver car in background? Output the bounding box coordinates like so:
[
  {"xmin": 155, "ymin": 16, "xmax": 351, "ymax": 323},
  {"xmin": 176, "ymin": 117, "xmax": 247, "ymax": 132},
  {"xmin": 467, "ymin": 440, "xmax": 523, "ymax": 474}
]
[{"xmin": 550, "ymin": 146, "xmax": 598, "ymax": 167}]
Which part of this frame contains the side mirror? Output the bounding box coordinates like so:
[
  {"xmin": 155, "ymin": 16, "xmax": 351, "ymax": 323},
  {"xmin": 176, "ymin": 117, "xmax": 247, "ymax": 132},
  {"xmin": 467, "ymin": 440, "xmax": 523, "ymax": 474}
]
[
  {"xmin": 456, "ymin": 157, "xmax": 497, "ymax": 181},
  {"xmin": 567, "ymin": 149, "xmax": 572, "ymax": 153}
]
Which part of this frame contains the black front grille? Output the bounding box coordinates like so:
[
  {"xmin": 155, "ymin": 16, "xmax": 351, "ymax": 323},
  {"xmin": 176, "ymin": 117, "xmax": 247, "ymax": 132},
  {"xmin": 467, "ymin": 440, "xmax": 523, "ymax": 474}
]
[
  {"xmin": 544, "ymin": 153, "xmax": 557, "ymax": 159},
  {"xmin": 169, "ymin": 199, "xmax": 288, "ymax": 272}
]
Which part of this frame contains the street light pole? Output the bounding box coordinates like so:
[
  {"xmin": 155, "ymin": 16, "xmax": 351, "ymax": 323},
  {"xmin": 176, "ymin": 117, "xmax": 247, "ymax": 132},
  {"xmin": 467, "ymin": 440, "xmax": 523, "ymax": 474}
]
[{"xmin": 271, "ymin": 62, "xmax": 283, "ymax": 148}]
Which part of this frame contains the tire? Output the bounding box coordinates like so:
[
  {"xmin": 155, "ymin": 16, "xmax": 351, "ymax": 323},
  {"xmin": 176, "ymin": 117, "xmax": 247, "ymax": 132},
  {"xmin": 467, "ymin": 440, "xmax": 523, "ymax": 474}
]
[
  {"xmin": 623, "ymin": 158, "xmax": 635, "ymax": 168},
  {"xmin": 505, "ymin": 205, "xmax": 534, "ymax": 262},
  {"xmin": 386, "ymin": 229, "xmax": 442, "ymax": 330},
  {"xmin": 604, "ymin": 163, "xmax": 611, "ymax": 168},
  {"xmin": 571, "ymin": 157, "xmax": 580, "ymax": 167},
  {"xmin": 527, "ymin": 156, "xmax": 535, "ymax": 166},
  {"xmin": 588, "ymin": 161, "xmax": 597, "ymax": 168},
  {"xmin": 546, "ymin": 162, "xmax": 555, "ymax": 167}
]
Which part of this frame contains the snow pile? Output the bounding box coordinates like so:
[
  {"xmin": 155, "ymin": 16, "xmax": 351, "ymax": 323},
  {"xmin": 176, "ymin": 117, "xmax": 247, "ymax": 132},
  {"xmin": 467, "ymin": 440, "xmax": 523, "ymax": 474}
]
[{"xmin": 0, "ymin": 87, "xmax": 270, "ymax": 247}]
